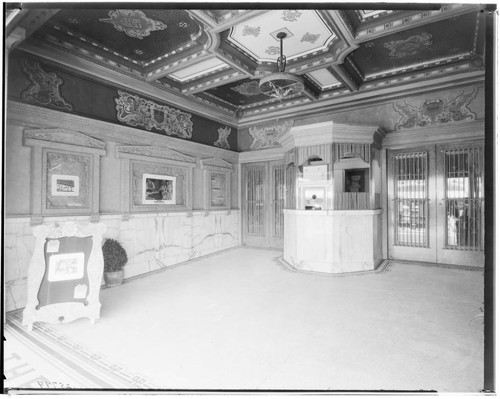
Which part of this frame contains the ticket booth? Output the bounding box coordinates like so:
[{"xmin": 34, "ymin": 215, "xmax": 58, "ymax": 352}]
[{"xmin": 282, "ymin": 122, "xmax": 384, "ymax": 275}]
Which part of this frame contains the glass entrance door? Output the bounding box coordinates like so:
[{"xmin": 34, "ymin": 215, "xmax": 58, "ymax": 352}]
[
  {"xmin": 388, "ymin": 148, "xmax": 437, "ymax": 263},
  {"xmin": 437, "ymin": 143, "xmax": 484, "ymax": 266},
  {"xmin": 388, "ymin": 143, "xmax": 484, "ymax": 267},
  {"xmin": 242, "ymin": 161, "xmax": 285, "ymax": 248}
]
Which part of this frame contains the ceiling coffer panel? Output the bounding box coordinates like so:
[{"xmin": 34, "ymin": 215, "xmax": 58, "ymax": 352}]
[{"xmin": 47, "ymin": 9, "xmax": 202, "ymax": 66}]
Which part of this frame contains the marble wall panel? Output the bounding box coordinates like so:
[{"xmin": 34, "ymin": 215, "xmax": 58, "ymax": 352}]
[{"xmin": 4, "ymin": 211, "xmax": 241, "ymax": 312}]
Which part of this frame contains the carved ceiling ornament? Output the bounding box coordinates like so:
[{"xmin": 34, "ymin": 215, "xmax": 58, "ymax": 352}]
[
  {"xmin": 99, "ymin": 10, "xmax": 167, "ymax": 40},
  {"xmin": 383, "ymin": 32, "xmax": 433, "ymax": 59},
  {"xmin": 214, "ymin": 126, "xmax": 231, "ymax": 150},
  {"xmin": 231, "ymin": 80, "xmax": 261, "ymax": 97},
  {"xmin": 115, "ymin": 91, "xmax": 193, "ymax": 139},
  {"xmin": 301, "ymin": 32, "xmax": 321, "ymax": 44},
  {"xmin": 20, "ymin": 58, "xmax": 73, "ymax": 111},
  {"xmin": 249, "ymin": 120, "xmax": 294, "ymax": 150},
  {"xmin": 393, "ymin": 88, "xmax": 478, "ymax": 130},
  {"xmin": 281, "ymin": 10, "xmax": 302, "ymax": 22}
]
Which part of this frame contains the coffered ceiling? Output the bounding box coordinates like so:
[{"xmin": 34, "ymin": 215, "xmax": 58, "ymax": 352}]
[{"xmin": 6, "ymin": 4, "xmax": 487, "ymax": 127}]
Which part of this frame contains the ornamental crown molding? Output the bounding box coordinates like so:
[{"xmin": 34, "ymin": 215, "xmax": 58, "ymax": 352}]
[
  {"xmin": 23, "ymin": 128, "xmax": 106, "ymax": 150},
  {"xmin": 286, "ymin": 121, "xmax": 382, "ymax": 147},
  {"xmin": 200, "ymin": 157, "xmax": 233, "ymax": 170},
  {"xmin": 116, "ymin": 145, "xmax": 196, "ymax": 164}
]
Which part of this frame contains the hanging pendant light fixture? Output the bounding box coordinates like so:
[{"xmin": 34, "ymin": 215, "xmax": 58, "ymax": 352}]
[{"xmin": 259, "ymin": 32, "xmax": 304, "ymax": 101}]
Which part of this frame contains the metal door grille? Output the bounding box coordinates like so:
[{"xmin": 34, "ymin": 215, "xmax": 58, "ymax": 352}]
[
  {"xmin": 271, "ymin": 163, "xmax": 285, "ymax": 239},
  {"xmin": 394, "ymin": 151, "xmax": 429, "ymax": 247},
  {"xmin": 246, "ymin": 164, "xmax": 266, "ymax": 237},
  {"xmin": 444, "ymin": 146, "xmax": 484, "ymax": 251}
]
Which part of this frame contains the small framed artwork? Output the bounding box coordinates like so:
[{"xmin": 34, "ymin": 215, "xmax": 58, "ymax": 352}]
[
  {"xmin": 210, "ymin": 172, "xmax": 227, "ymax": 208},
  {"xmin": 303, "ymin": 186, "xmax": 326, "ymax": 210},
  {"xmin": 51, "ymin": 175, "xmax": 80, "ymax": 196},
  {"xmin": 47, "ymin": 252, "xmax": 85, "ymax": 282},
  {"xmin": 345, "ymin": 169, "xmax": 368, "ymax": 193},
  {"xmin": 142, "ymin": 173, "xmax": 176, "ymax": 205}
]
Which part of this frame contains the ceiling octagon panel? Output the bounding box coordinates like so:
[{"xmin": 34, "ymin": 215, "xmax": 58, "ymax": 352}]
[{"xmin": 227, "ymin": 10, "xmax": 336, "ymax": 63}]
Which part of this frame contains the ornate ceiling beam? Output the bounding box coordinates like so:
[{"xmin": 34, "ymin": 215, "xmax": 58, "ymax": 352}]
[
  {"xmin": 6, "ymin": 9, "xmax": 60, "ymax": 51},
  {"xmin": 190, "ymin": 10, "xmax": 269, "ymax": 33},
  {"xmin": 354, "ymin": 4, "xmax": 484, "ymax": 43},
  {"xmin": 328, "ymin": 65, "xmax": 359, "ymax": 92}
]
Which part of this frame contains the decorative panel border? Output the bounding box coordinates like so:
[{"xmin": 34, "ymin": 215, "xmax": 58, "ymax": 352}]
[
  {"xmin": 116, "ymin": 145, "xmax": 196, "ymax": 217},
  {"xmin": 200, "ymin": 157, "xmax": 233, "ymax": 211},
  {"xmin": 23, "ymin": 129, "xmax": 106, "ymax": 224}
]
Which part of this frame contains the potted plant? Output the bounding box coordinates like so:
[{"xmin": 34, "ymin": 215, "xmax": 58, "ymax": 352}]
[{"xmin": 102, "ymin": 238, "xmax": 128, "ymax": 287}]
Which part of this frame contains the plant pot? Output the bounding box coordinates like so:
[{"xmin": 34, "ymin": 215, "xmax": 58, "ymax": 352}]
[{"xmin": 104, "ymin": 270, "xmax": 124, "ymax": 287}]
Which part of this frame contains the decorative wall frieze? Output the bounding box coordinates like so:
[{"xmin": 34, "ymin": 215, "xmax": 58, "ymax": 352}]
[
  {"xmin": 115, "ymin": 90, "xmax": 193, "ymax": 139},
  {"xmin": 8, "ymin": 101, "xmax": 239, "ymax": 164},
  {"xmin": 249, "ymin": 120, "xmax": 294, "ymax": 150},
  {"xmin": 23, "ymin": 129, "xmax": 106, "ymax": 150},
  {"xmin": 116, "ymin": 145, "xmax": 196, "ymax": 164},
  {"xmin": 393, "ymin": 88, "xmax": 478, "ymax": 130},
  {"xmin": 200, "ymin": 157, "xmax": 233, "ymax": 171},
  {"xmin": 214, "ymin": 126, "xmax": 231, "ymax": 150},
  {"xmin": 21, "ymin": 58, "xmax": 73, "ymax": 111}
]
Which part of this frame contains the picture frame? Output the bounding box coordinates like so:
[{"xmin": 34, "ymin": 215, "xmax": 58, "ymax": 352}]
[
  {"xmin": 345, "ymin": 169, "xmax": 368, "ymax": 193},
  {"xmin": 142, "ymin": 173, "xmax": 176, "ymax": 205},
  {"xmin": 51, "ymin": 174, "xmax": 80, "ymax": 196},
  {"xmin": 210, "ymin": 171, "xmax": 227, "ymax": 208}
]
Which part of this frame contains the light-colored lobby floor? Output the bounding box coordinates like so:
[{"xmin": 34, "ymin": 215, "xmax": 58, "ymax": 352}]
[{"xmin": 5, "ymin": 247, "xmax": 484, "ymax": 392}]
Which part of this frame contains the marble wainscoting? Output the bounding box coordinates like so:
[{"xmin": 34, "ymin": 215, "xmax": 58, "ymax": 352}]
[{"xmin": 4, "ymin": 210, "xmax": 241, "ymax": 312}]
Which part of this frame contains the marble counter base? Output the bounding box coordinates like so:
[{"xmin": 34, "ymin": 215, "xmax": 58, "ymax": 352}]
[
  {"xmin": 5, "ymin": 211, "xmax": 241, "ymax": 312},
  {"xmin": 284, "ymin": 209, "xmax": 382, "ymax": 275},
  {"xmin": 286, "ymin": 257, "xmax": 380, "ymax": 274}
]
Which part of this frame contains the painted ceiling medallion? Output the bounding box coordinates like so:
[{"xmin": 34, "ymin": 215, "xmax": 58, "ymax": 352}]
[
  {"xmin": 243, "ymin": 26, "xmax": 261, "ymax": 37},
  {"xmin": 265, "ymin": 46, "xmax": 280, "ymax": 56},
  {"xmin": 231, "ymin": 81, "xmax": 261, "ymax": 97},
  {"xmin": 281, "ymin": 10, "xmax": 302, "ymax": 22},
  {"xmin": 384, "ymin": 32, "xmax": 433, "ymax": 59},
  {"xmin": 301, "ymin": 32, "xmax": 321, "ymax": 44},
  {"xmin": 100, "ymin": 10, "xmax": 167, "ymax": 40}
]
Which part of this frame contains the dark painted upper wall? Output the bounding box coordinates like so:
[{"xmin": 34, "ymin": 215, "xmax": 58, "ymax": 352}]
[{"xmin": 7, "ymin": 50, "xmax": 238, "ymax": 151}]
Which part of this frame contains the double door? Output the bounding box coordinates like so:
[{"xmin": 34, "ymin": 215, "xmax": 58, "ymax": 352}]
[
  {"xmin": 242, "ymin": 161, "xmax": 286, "ymax": 248},
  {"xmin": 388, "ymin": 142, "xmax": 484, "ymax": 267}
]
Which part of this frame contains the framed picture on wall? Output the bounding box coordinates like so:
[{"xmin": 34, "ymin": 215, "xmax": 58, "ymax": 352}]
[
  {"xmin": 51, "ymin": 175, "xmax": 80, "ymax": 196},
  {"xmin": 142, "ymin": 173, "xmax": 176, "ymax": 205},
  {"xmin": 210, "ymin": 172, "xmax": 227, "ymax": 208},
  {"xmin": 345, "ymin": 169, "xmax": 367, "ymax": 193},
  {"xmin": 46, "ymin": 151, "xmax": 90, "ymax": 209}
]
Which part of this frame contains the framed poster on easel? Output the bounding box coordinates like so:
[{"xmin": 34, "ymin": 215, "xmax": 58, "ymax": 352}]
[{"xmin": 22, "ymin": 221, "xmax": 106, "ymax": 330}]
